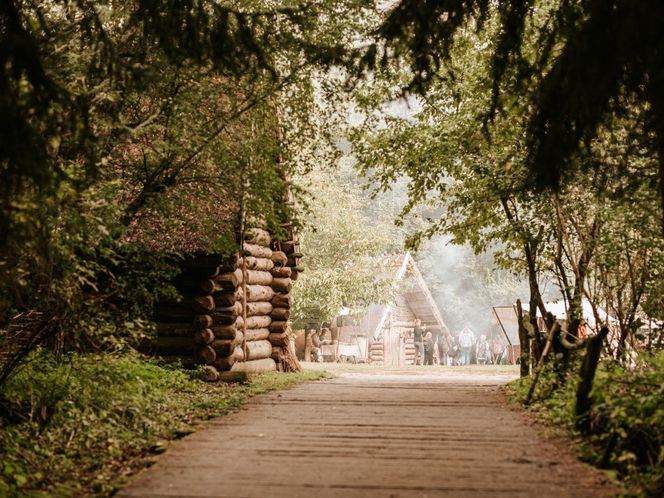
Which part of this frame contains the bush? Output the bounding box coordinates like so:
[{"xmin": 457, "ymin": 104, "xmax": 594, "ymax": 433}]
[
  {"xmin": 506, "ymin": 353, "xmax": 664, "ymax": 496},
  {"xmin": 0, "ymin": 351, "xmax": 325, "ymax": 497}
]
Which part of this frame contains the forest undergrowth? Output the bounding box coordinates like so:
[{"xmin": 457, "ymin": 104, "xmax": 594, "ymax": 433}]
[
  {"xmin": 0, "ymin": 352, "xmax": 326, "ymax": 497},
  {"xmin": 506, "ymin": 353, "xmax": 664, "ymax": 497}
]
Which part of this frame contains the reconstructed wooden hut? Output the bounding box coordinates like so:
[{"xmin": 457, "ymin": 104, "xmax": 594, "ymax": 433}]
[
  {"xmin": 125, "ymin": 165, "xmax": 302, "ymax": 379},
  {"xmin": 148, "ymin": 227, "xmax": 302, "ymax": 379},
  {"xmin": 332, "ymin": 253, "xmax": 448, "ymax": 366}
]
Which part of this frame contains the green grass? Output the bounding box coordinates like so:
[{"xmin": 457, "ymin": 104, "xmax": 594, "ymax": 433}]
[{"xmin": 0, "ymin": 352, "xmax": 326, "ymax": 498}]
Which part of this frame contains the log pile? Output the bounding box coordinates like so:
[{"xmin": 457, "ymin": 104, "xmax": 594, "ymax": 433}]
[
  {"xmin": 404, "ymin": 337, "xmax": 416, "ymax": 365},
  {"xmin": 368, "ymin": 335, "xmax": 384, "ymax": 363},
  {"xmin": 145, "ymin": 225, "xmax": 303, "ymax": 379}
]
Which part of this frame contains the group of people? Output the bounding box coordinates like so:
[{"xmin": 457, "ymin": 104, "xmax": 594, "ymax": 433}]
[{"xmin": 411, "ymin": 320, "xmax": 506, "ymax": 366}]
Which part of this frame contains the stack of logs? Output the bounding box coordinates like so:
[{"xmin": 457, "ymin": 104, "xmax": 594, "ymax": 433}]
[
  {"xmin": 147, "ymin": 227, "xmax": 302, "ymax": 379},
  {"xmin": 367, "ymin": 334, "xmax": 416, "ymax": 364},
  {"xmin": 404, "ymin": 338, "xmax": 416, "ymax": 365},
  {"xmin": 368, "ymin": 335, "xmax": 384, "ymax": 363}
]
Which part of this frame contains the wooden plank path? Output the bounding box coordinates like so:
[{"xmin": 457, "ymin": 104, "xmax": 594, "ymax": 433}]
[{"xmin": 120, "ymin": 371, "xmax": 616, "ymax": 497}]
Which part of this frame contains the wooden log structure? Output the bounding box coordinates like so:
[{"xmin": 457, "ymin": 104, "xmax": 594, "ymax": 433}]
[
  {"xmin": 268, "ymin": 331, "xmax": 290, "ymax": 346},
  {"xmin": 245, "ymin": 256, "xmax": 274, "ymax": 272},
  {"xmin": 213, "ymin": 346, "xmax": 244, "ymax": 371},
  {"xmin": 244, "ymin": 285, "xmax": 275, "ymax": 302},
  {"xmin": 246, "ymin": 302, "xmax": 273, "ymax": 316},
  {"xmin": 146, "ymin": 337, "xmax": 195, "ymax": 354},
  {"xmin": 193, "ymin": 328, "xmax": 215, "ymax": 346},
  {"xmin": 245, "ymin": 340, "xmax": 273, "ymax": 361},
  {"xmin": 193, "ymin": 314, "xmax": 214, "ymax": 329},
  {"xmin": 151, "ymin": 223, "xmax": 301, "ymax": 378},
  {"xmin": 244, "ymin": 228, "xmax": 271, "ymax": 246},
  {"xmin": 194, "ymin": 345, "xmax": 216, "ymax": 365},
  {"xmin": 158, "ymin": 355, "xmax": 196, "ymax": 368},
  {"xmin": 270, "ymin": 267, "xmax": 291, "ymax": 279},
  {"xmin": 230, "ymin": 358, "xmax": 277, "ymax": 374},
  {"xmin": 271, "ymin": 278, "xmax": 293, "ymax": 294},
  {"xmin": 245, "ymin": 328, "xmax": 270, "ymax": 341},
  {"xmin": 243, "ymin": 315, "xmax": 272, "ymax": 329},
  {"xmin": 270, "ymin": 307, "xmax": 290, "ymax": 321},
  {"xmin": 156, "ymin": 323, "xmax": 195, "ymax": 337},
  {"xmin": 211, "ymin": 324, "xmax": 237, "ymax": 340},
  {"xmin": 271, "ymin": 251, "xmax": 288, "ymax": 267},
  {"xmin": 271, "ymin": 293, "xmax": 292, "ymax": 309},
  {"xmin": 213, "ymin": 293, "xmax": 237, "ymax": 308},
  {"xmin": 245, "ymin": 270, "xmax": 273, "ymax": 286},
  {"xmin": 243, "ymin": 243, "xmax": 272, "ymax": 259},
  {"xmin": 269, "ymin": 321, "xmax": 289, "ymax": 334}
]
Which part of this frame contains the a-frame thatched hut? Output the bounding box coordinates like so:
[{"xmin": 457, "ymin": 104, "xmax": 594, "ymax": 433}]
[{"xmin": 332, "ymin": 253, "xmax": 448, "ymax": 366}]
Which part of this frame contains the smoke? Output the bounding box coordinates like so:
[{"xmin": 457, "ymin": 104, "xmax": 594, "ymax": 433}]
[{"xmin": 417, "ymin": 236, "xmax": 530, "ymax": 337}]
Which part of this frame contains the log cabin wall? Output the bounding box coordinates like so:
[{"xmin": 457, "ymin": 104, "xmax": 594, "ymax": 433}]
[
  {"xmin": 368, "ymin": 296, "xmax": 417, "ymax": 365},
  {"xmin": 146, "ymin": 226, "xmax": 301, "ymax": 379}
]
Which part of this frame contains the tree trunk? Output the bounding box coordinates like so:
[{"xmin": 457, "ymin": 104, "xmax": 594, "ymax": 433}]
[
  {"xmin": 576, "ymin": 326, "xmax": 609, "ymax": 432},
  {"xmin": 516, "ymin": 300, "xmax": 530, "ymax": 377},
  {"xmin": 304, "ymin": 330, "xmax": 312, "ymax": 362}
]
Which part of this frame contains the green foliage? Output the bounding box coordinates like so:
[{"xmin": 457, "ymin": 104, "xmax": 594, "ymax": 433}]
[
  {"xmin": 0, "ymin": 351, "xmax": 325, "ymax": 497},
  {"xmin": 363, "ymin": 0, "xmax": 664, "ymax": 205},
  {"xmin": 352, "ymin": 5, "xmax": 663, "ymax": 350},
  {"xmin": 291, "ymin": 166, "xmax": 395, "ymax": 326},
  {"xmin": 507, "ymin": 354, "xmax": 664, "ymax": 496},
  {"xmin": 0, "ymin": 0, "xmax": 371, "ymax": 380}
]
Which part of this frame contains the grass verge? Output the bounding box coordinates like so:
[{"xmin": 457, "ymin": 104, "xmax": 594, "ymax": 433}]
[
  {"xmin": 0, "ymin": 351, "xmax": 326, "ymax": 497},
  {"xmin": 504, "ymin": 354, "xmax": 663, "ymax": 497}
]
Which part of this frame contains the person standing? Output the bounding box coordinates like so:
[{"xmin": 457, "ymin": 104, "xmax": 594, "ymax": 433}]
[
  {"xmin": 437, "ymin": 331, "xmax": 452, "ymax": 366},
  {"xmin": 423, "ymin": 328, "xmax": 434, "ymax": 365},
  {"xmin": 491, "ymin": 335, "xmax": 505, "ymax": 365},
  {"xmin": 458, "ymin": 326, "xmax": 475, "ymax": 366},
  {"xmin": 475, "ymin": 334, "xmax": 490, "ymax": 365},
  {"xmin": 412, "ymin": 319, "xmax": 424, "ymax": 365}
]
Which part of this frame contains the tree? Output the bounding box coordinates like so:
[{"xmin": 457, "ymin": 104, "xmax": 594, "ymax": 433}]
[
  {"xmin": 352, "ymin": 6, "xmax": 664, "ymax": 372},
  {"xmin": 291, "ymin": 166, "xmax": 394, "ymax": 328},
  {"xmin": 362, "ymin": 0, "xmax": 664, "ymax": 229}
]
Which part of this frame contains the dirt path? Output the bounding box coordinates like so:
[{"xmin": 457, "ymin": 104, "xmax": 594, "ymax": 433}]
[{"xmin": 120, "ymin": 370, "xmax": 616, "ymax": 497}]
